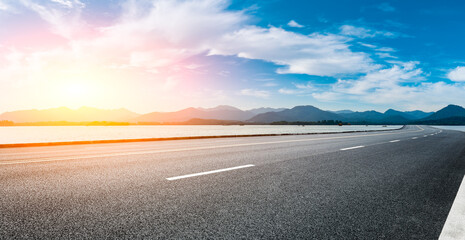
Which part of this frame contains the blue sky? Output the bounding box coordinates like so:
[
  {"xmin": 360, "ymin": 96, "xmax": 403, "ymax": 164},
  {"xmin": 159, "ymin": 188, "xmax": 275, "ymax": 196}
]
[{"xmin": 1, "ymin": 0, "xmax": 465, "ymax": 113}]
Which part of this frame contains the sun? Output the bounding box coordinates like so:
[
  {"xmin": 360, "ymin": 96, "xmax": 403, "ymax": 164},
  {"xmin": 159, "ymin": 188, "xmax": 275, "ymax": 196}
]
[
  {"xmin": 50, "ymin": 69, "xmax": 116, "ymax": 109},
  {"xmin": 64, "ymin": 82, "xmax": 89, "ymax": 99},
  {"xmin": 56, "ymin": 79, "xmax": 97, "ymax": 108}
]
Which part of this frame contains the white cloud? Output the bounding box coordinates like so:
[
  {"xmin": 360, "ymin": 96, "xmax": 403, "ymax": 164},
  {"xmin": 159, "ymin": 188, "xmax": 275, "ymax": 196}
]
[
  {"xmin": 447, "ymin": 66, "xmax": 465, "ymax": 82},
  {"xmin": 359, "ymin": 42, "xmax": 377, "ymax": 48},
  {"xmin": 376, "ymin": 52, "xmax": 397, "ymax": 59},
  {"xmin": 162, "ymin": 76, "xmax": 178, "ymax": 91},
  {"xmin": 211, "ymin": 26, "xmax": 377, "ymax": 76},
  {"xmin": 377, "ymin": 47, "xmax": 395, "ymax": 52},
  {"xmin": 114, "ymin": 0, "xmax": 247, "ymax": 48},
  {"xmin": 294, "ymin": 82, "xmax": 315, "ymax": 90},
  {"xmin": 0, "ymin": 0, "xmax": 249, "ymax": 89},
  {"xmin": 340, "ymin": 25, "xmax": 394, "ymax": 39},
  {"xmin": 263, "ymin": 82, "xmax": 278, "ymax": 87},
  {"xmin": 278, "ymin": 88, "xmax": 302, "ymax": 94},
  {"xmin": 287, "ymin": 20, "xmax": 304, "ymax": 28},
  {"xmin": 239, "ymin": 89, "xmax": 270, "ymax": 98},
  {"xmin": 332, "ymin": 61, "xmax": 423, "ymax": 95},
  {"xmin": 278, "ymin": 82, "xmax": 315, "ymax": 95},
  {"xmin": 312, "ymin": 91, "xmax": 342, "ymax": 101},
  {"xmin": 1, "ymin": 0, "xmax": 384, "ymax": 84},
  {"xmin": 18, "ymin": 0, "xmax": 85, "ymax": 38},
  {"xmin": 50, "ymin": 0, "xmax": 84, "ymax": 8},
  {"xmin": 0, "ymin": 1, "xmax": 12, "ymax": 11},
  {"xmin": 310, "ymin": 62, "xmax": 465, "ymax": 110},
  {"xmin": 5, "ymin": 0, "xmax": 450, "ymax": 112}
]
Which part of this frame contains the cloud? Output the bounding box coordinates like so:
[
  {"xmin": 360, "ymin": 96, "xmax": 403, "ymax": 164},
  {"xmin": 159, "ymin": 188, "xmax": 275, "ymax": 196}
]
[
  {"xmin": 359, "ymin": 42, "xmax": 377, "ymax": 48},
  {"xmin": 312, "ymin": 91, "xmax": 342, "ymax": 101},
  {"xmin": 314, "ymin": 63, "xmax": 420, "ymax": 99},
  {"xmin": 377, "ymin": 47, "xmax": 395, "ymax": 52},
  {"xmin": 162, "ymin": 76, "xmax": 178, "ymax": 91},
  {"xmin": 377, "ymin": 3, "xmax": 395, "ymax": 12},
  {"xmin": 294, "ymin": 82, "xmax": 315, "ymax": 89},
  {"xmin": 375, "ymin": 52, "xmax": 397, "ymax": 59},
  {"xmin": 1, "ymin": 0, "xmax": 383, "ymax": 83},
  {"xmin": 340, "ymin": 25, "xmax": 394, "ymax": 38},
  {"xmin": 50, "ymin": 0, "xmax": 84, "ymax": 8},
  {"xmin": 3, "ymin": 0, "xmax": 437, "ymax": 111},
  {"xmin": 18, "ymin": 0, "xmax": 86, "ymax": 38},
  {"xmin": 0, "ymin": 0, "xmax": 12, "ymax": 12},
  {"xmin": 278, "ymin": 82, "xmax": 315, "ymax": 95},
  {"xmin": 211, "ymin": 26, "xmax": 377, "ymax": 76},
  {"xmin": 287, "ymin": 20, "xmax": 304, "ymax": 28},
  {"xmin": 310, "ymin": 62, "xmax": 465, "ymax": 110},
  {"xmin": 332, "ymin": 61, "xmax": 423, "ymax": 95},
  {"xmin": 239, "ymin": 89, "xmax": 270, "ymax": 98},
  {"xmin": 263, "ymin": 82, "xmax": 278, "ymax": 87},
  {"xmin": 278, "ymin": 88, "xmax": 302, "ymax": 95},
  {"xmin": 0, "ymin": 0, "xmax": 250, "ymax": 90},
  {"xmin": 447, "ymin": 66, "xmax": 465, "ymax": 82}
]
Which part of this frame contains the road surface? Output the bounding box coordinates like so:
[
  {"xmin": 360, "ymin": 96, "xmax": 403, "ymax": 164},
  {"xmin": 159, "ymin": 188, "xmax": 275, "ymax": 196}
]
[{"xmin": 1, "ymin": 125, "xmax": 464, "ymax": 239}]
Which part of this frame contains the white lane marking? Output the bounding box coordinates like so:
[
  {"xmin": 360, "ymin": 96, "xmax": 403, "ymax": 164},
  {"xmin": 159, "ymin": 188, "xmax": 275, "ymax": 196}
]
[
  {"xmin": 389, "ymin": 140, "xmax": 400, "ymax": 143},
  {"xmin": 340, "ymin": 145, "xmax": 365, "ymax": 151},
  {"xmin": 424, "ymin": 135, "xmax": 428, "ymax": 137},
  {"xmin": 0, "ymin": 126, "xmax": 425, "ymax": 165},
  {"xmin": 166, "ymin": 164, "xmax": 255, "ymax": 181},
  {"xmin": 439, "ymin": 176, "xmax": 465, "ymax": 240},
  {"xmin": 412, "ymin": 137, "xmax": 418, "ymax": 139},
  {"xmin": 431, "ymin": 134, "xmax": 435, "ymax": 136}
]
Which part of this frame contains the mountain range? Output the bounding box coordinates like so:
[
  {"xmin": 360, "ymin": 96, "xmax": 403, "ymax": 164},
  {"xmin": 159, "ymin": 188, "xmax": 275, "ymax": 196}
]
[
  {"xmin": 1, "ymin": 104, "xmax": 464, "ymax": 125},
  {"xmin": 0, "ymin": 107, "xmax": 140, "ymax": 123},
  {"xmin": 134, "ymin": 105, "xmax": 286, "ymax": 123},
  {"xmin": 248, "ymin": 106, "xmax": 341, "ymax": 123}
]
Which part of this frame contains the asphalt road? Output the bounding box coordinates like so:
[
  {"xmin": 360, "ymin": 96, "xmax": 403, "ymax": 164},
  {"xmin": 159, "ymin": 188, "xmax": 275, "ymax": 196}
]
[{"xmin": 1, "ymin": 125, "xmax": 464, "ymax": 239}]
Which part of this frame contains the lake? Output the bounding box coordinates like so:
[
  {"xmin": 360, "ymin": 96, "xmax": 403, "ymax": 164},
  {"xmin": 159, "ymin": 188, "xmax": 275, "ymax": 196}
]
[
  {"xmin": 0, "ymin": 125, "xmax": 402, "ymax": 144},
  {"xmin": 432, "ymin": 126, "xmax": 465, "ymax": 132}
]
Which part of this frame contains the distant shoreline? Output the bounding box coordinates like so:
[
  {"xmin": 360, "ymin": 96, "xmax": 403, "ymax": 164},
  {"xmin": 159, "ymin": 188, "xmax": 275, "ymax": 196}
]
[{"xmin": 0, "ymin": 119, "xmax": 349, "ymax": 126}]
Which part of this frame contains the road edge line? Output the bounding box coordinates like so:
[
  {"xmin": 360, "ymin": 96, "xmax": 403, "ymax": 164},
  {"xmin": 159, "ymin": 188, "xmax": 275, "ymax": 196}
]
[{"xmin": 439, "ymin": 175, "xmax": 465, "ymax": 240}]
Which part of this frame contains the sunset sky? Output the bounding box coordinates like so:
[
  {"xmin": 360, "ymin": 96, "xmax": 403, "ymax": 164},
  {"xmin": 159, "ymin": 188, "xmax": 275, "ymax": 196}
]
[{"xmin": 1, "ymin": 0, "xmax": 465, "ymax": 113}]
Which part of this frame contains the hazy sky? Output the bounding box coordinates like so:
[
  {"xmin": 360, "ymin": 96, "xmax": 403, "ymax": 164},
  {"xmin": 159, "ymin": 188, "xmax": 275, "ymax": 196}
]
[{"xmin": 1, "ymin": 0, "xmax": 465, "ymax": 113}]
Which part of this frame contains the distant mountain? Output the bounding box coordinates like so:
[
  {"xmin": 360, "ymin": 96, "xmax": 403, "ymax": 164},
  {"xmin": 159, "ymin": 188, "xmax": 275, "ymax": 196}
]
[
  {"xmin": 0, "ymin": 107, "xmax": 140, "ymax": 123},
  {"xmin": 337, "ymin": 108, "xmax": 433, "ymax": 124},
  {"xmin": 383, "ymin": 109, "xmax": 433, "ymax": 120},
  {"xmin": 404, "ymin": 110, "xmax": 433, "ymax": 119},
  {"xmin": 415, "ymin": 117, "xmax": 465, "ymax": 125},
  {"xmin": 384, "ymin": 109, "xmax": 408, "ymax": 118},
  {"xmin": 1, "ymin": 104, "xmax": 462, "ymax": 125},
  {"xmin": 247, "ymin": 107, "xmax": 287, "ymax": 115},
  {"xmin": 378, "ymin": 115, "xmax": 411, "ymax": 125},
  {"xmin": 331, "ymin": 110, "xmax": 354, "ymax": 114},
  {"xmin": 248, "ymin": 105, "xmax": 341, "ymax": 123},
  {"xmin": 134, "ymin": 105, "xmax": 256, "ymax": 123},
  {"xmin": 338, "ymin": 110, "xmax": 385, "ymax": 122},
  {"xmin": 179, "ymin": 118, "xmax": 244, "ymax": 125},
  {"xmin": 420, "ymin": 104, "xmax": 465, "ymax": 121}
]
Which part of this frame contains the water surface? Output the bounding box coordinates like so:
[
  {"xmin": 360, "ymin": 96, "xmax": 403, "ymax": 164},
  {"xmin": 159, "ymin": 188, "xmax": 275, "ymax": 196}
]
[
  {"xmin": 0, "ymin": 125, "xmax": 402, "ymax": 144},
  {"xmin": 432, "ymin": 126, "xmax": 465, "ymax": 132}
]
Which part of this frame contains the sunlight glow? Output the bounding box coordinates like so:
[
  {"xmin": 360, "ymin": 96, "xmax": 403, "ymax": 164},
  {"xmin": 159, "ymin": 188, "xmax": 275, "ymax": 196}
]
[{"xmin": 64, "ymin": 82, "xmax": 89, "ymax": 99}]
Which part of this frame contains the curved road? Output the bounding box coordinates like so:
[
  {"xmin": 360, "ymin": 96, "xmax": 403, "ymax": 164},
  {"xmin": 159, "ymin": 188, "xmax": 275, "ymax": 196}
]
[{"xmin": 1, "ymin": 125, "xmax": 464, "ymax": 239}]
